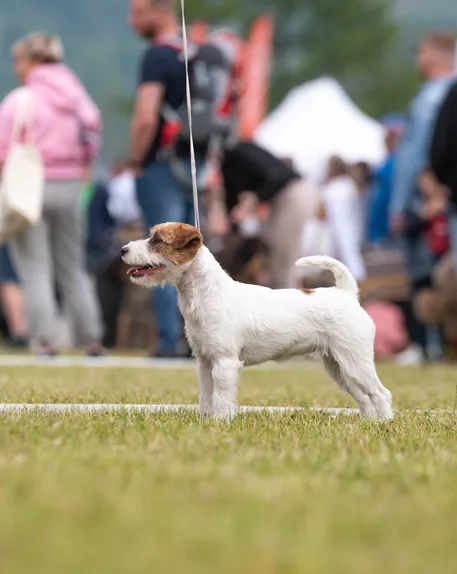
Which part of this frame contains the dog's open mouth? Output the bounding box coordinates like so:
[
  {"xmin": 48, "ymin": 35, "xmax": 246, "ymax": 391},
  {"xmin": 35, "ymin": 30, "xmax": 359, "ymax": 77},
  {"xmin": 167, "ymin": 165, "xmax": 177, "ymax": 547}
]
[{"xmin": 127, "ymin": 264, "xmax": 165, "ymax": 278}]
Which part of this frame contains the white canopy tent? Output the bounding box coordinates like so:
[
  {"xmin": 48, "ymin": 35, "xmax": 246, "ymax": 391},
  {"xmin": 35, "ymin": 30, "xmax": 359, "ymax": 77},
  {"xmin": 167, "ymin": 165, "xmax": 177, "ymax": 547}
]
[{"xmin": 255, "ymin": 76, "xmax": 386, "ymax": 181}]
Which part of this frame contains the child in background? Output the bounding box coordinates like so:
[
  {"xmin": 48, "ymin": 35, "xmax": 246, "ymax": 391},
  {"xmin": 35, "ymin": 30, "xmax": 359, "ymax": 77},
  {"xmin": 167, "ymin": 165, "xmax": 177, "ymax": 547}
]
[
  {"xmin": 418, "ymin": 170, "xmax": 450, "ymax": 262},
  {"xmin": 0, "ymin": 244, "xmax": 28, "ymax": 348},
  {"xmin": 405, "ymin": 169, "xmax": 451, "ymax": 362}
]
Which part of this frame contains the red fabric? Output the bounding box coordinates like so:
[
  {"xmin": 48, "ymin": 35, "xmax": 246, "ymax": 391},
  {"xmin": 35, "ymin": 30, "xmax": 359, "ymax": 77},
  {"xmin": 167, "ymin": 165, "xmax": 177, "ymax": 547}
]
[
  {"xmin": 216, "ymin": 77, "xmax": 236, "ymax": 117},
  {"xmin": 425, "ymin": 214, "xmax": 450, "ymax": 257},
  {"xmin": 160, "ymin": 120, "xmax": 181, "ymax": 148}
]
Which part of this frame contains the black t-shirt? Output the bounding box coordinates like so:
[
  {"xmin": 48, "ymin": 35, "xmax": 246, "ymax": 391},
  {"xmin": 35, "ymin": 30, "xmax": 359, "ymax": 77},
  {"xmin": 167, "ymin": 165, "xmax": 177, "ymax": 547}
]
[
  {"xmin": 221, "ymin": 141, "xmax": 301, "ymax": 211},
  {"xmin": 430, "ymin": 80, "xmax": 457, "ymax": 203},
  {"xmin": 138, "ymin": 43, "xmax": 186, "ymax": 165}
]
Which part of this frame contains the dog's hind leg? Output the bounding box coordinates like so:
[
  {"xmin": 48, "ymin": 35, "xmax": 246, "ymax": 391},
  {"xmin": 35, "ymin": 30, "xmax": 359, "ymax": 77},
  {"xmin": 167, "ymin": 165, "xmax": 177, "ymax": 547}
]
[
  {"xmin": 211, "ymin": 357, "xmax": 243, "ymax": 419},
  {"xmin": 197, "ymin": 358, "xmax": 214, "ymax": 417},
  {"xmin": 330, "ymin": 348, "xmax": 393, "ymax": 420},
  {"xmin": 322, "ymin": 353, "xmax": 376, "ymax": 417},
  {"xmin": 349, "ymin": 363, "xmax": 393, "ymax": 420}
]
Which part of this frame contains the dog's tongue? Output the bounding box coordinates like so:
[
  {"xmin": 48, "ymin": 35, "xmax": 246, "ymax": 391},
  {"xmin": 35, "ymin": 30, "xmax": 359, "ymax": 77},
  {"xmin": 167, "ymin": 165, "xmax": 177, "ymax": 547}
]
[
  {"xmin": 127, "ymin": 265, "xmax": 164, "ymax": 277},
  {"xmin": 127, "ymin": 266, "xmax": 141, "ymax": 276}
]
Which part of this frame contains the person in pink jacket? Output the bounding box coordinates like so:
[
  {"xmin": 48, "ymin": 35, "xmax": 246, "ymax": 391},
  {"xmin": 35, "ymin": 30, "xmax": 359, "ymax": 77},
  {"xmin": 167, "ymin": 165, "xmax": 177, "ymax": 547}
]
[{"xmin": 0, "ymin": 32, "xmax": 103, "ymax": 356}]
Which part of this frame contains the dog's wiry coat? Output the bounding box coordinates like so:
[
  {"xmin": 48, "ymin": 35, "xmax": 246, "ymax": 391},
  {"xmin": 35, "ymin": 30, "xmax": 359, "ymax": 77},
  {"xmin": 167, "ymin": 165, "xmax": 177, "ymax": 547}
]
[{"xmin": 122, "ymin": 222, "xmax": 393, "ymax": 420}]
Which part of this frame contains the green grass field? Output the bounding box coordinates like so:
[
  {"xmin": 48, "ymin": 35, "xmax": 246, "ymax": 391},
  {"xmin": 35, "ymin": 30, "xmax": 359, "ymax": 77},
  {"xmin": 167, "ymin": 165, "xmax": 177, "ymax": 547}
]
[{"xmin": 1, "ymin": 363, "xmax": 457, "ymax": 574}]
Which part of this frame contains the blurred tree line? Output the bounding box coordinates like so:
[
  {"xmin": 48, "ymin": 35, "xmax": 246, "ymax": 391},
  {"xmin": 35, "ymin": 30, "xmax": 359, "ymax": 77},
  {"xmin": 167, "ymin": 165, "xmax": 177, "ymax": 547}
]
[{"xmin": 0, "ymin": 0, "xmax": 455, "ymax": 161}]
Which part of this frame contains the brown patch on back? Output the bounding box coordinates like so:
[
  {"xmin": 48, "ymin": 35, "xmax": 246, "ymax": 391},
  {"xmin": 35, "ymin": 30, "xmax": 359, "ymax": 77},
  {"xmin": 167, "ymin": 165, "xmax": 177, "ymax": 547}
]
[
  {"xmin": 148, "ymin": 223, "xmax": 203, "ymax": 266},
  {"xmin": 301, "ymin": 288, "xmax": 314, "ymax": 295}
]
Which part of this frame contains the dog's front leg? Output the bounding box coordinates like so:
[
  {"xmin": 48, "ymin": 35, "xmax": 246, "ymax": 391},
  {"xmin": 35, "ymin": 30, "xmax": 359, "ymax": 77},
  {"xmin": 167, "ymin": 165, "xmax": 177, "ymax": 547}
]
[
  {"xmin": 211, "ymin": 358, "xmax": 242, "ymax": 420},
  {"xmin": 197, "ymin": 357, "xmax": 214, "ymax": 417}
]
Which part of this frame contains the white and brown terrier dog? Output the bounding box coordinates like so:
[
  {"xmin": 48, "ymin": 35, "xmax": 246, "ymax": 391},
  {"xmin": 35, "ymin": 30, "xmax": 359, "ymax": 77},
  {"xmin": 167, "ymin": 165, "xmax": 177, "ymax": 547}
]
[{"xmin": 122, "ymin": 222, "xmax": 393, "ymax": 420}]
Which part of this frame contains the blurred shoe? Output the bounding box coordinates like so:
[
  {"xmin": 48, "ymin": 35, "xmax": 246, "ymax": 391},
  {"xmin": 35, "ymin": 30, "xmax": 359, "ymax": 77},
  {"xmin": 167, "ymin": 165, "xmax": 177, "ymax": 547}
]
[
  {"xmin": 152, "ymin": 349, "xmax": 178, "ymax": 359},
  {"xmin": 7, "ymin": 336, "xmax": 29, "ymax": 349},
  {"xmin": 37, "ymin": 342, "xmax": 58, "ymax": 357},
  {"xmin": 394, "ymin": 344, "xmax": 424, "ymax": 366},
  {"xmin": 426, "ymin": 345, "xmax": 445, "ymax": 363},
  {"xmin": 86, "ymin": 343, "xmax": 105, "ymax": 358},
  {"xmin": 151, "ymin": 348, "xmax": 193, "ymax": 360}
]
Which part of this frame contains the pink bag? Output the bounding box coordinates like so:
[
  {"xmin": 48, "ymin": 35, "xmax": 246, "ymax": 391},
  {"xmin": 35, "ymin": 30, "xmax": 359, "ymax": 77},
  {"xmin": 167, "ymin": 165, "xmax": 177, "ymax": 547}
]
[{"xmin": 364, "ymin": 302, "xmax": 408, "ymax": 359}]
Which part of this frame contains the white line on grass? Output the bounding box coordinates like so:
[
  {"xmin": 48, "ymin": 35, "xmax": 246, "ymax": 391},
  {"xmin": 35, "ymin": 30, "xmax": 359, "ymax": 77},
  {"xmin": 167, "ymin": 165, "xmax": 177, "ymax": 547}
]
[
  {"xmin": 0, "ymin": 404, "xmax": 352, "ymax": 414},
  {"xmin": 0, "ymin": 355, "xmax": 319, "ymax": 370},
  {"xmin": 0, "ymin": 404, "xmax": 453, "ymax": 415}
]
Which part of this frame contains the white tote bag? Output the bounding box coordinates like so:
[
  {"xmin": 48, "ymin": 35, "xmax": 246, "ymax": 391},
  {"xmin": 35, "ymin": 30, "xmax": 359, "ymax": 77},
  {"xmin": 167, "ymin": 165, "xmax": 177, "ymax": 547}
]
[{"xmin": 0, "ymin": 88, "xmax": 44, "ymax": 244}]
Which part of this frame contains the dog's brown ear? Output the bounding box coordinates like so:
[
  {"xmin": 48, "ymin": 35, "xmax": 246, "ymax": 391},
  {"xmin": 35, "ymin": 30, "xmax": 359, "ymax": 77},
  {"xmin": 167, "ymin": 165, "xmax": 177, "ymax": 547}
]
[{"xmin": 174, "ymin": 226, "xmax": 203, "ymax": 250}]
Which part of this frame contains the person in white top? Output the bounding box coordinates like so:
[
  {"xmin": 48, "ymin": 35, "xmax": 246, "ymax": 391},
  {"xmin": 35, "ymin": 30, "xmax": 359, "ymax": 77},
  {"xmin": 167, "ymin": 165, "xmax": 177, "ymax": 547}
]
[
  {"xmin": 322, "ymin": 156, "xmax": 366, "ymax": 281},
  {"xmin": 107, "ymin": 160, "xmax": 142, "ymax": 225}
]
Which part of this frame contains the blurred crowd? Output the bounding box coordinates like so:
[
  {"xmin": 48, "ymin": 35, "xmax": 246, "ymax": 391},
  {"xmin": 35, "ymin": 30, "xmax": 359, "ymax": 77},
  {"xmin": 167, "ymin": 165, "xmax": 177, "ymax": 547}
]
[{"xmin": 0, "ymin": 0, "xmax": 456, "ymax": 364}]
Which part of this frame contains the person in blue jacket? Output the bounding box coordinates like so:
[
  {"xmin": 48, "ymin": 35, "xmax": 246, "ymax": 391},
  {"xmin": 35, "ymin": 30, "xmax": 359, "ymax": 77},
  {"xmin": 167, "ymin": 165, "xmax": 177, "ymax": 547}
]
[{"xmin": 368, "ymin": 114, "xmax": 405, "ymax": 246}]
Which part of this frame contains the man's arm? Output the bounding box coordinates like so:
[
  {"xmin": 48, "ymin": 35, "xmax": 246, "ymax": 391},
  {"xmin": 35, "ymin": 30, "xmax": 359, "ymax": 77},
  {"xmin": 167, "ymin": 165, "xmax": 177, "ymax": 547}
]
[
  {"xmin": 390, "ymin": 110, "xmax": 422, "ymax": 219},
  {"xmin": 130, "ymin": 83, "xmax": 164, "ymax": 166},
  {"xmin": 391, "ymin": 83, "xmax": 450, "ymax": 220}
]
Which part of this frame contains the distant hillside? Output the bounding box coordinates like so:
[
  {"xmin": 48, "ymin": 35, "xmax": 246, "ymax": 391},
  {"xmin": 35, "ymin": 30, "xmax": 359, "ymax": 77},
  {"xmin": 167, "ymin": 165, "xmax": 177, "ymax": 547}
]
[{"xmin": 395, "ymin": 0, "xmax": 457, "ymax": 49}]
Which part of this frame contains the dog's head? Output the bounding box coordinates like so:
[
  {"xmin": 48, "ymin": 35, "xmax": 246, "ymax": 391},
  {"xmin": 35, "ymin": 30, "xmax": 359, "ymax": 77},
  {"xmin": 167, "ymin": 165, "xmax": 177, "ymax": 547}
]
[{"xmin": 121, "ymin": 222, "xmax": 203, "ymax": 287}]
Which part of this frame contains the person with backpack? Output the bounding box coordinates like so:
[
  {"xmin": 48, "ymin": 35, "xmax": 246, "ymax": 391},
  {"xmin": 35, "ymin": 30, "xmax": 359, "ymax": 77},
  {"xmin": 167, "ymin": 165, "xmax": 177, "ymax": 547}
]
[{"xmin": 129, "ymin": 0, "xmax": 239, "ymax": 358}]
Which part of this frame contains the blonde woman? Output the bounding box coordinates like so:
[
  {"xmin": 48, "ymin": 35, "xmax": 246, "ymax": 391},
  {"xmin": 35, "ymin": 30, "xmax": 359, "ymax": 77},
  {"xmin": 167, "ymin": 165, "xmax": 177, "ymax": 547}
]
[{"xmin": 0, "ymin": 33, "xmax": 103, "ymax": 355}]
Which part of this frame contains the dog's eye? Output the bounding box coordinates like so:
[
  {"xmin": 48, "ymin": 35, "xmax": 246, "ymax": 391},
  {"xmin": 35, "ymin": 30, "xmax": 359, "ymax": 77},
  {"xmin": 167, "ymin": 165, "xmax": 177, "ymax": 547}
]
[{"xmin": 149, "ymin": 236, "xmax": 162, "ymax": 246}]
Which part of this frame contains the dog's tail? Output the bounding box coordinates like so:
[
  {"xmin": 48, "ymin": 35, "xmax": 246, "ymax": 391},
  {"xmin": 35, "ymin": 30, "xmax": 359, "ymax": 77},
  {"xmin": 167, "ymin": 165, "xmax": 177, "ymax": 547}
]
[{"xmin": 295, "ymin": 255, "xmax": 359, "ymax": 297}]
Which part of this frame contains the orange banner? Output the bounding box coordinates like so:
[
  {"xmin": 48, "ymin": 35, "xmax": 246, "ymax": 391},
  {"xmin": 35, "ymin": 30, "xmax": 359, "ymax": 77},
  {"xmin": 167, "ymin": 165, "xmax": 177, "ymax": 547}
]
[{"xmin": 238, "ymin": 15, "xmax": 274, "ymax": 140}]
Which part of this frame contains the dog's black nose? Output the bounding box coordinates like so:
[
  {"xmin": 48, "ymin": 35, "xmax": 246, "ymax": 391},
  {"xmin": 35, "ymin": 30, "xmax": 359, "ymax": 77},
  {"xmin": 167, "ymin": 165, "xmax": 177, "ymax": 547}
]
[{"xmin": 121, "ymin": 246, "xmax": 129, "ymax": 256}]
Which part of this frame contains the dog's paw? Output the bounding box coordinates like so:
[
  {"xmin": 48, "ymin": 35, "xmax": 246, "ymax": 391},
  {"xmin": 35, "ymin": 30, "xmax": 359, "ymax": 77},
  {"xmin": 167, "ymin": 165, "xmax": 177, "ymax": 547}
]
[
  {"xmin": 199, "ymin": 400, "xmax": 213, "ymax": 418},
  {"xmin": 212, "ymin": 406, "xmax": 237, "ymax": 421}
]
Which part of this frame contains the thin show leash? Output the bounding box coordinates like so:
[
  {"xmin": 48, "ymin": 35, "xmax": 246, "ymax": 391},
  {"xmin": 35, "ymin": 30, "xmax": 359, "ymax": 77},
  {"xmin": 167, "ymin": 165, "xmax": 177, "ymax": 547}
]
[{"xmin": 180, "ymin": 0, "xmax": 201, "ymax": 231}]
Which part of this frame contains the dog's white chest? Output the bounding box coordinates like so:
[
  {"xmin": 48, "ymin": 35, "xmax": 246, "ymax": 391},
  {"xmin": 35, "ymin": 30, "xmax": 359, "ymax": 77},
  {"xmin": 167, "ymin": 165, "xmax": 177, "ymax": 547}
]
[
  {"xmin": 183, "ymin": 313, "xmax": 218, "ymax": 358},
  {"xmin": 178, "ymin": 294, "xmax": 216, "ymax": 357}
]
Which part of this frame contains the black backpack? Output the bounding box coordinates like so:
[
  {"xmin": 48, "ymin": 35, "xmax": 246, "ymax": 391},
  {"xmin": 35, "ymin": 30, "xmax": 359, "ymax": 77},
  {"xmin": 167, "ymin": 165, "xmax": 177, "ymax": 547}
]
[{"xmin": 156, "ymin": 32, "xmax": 240, "ymax": 156}]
